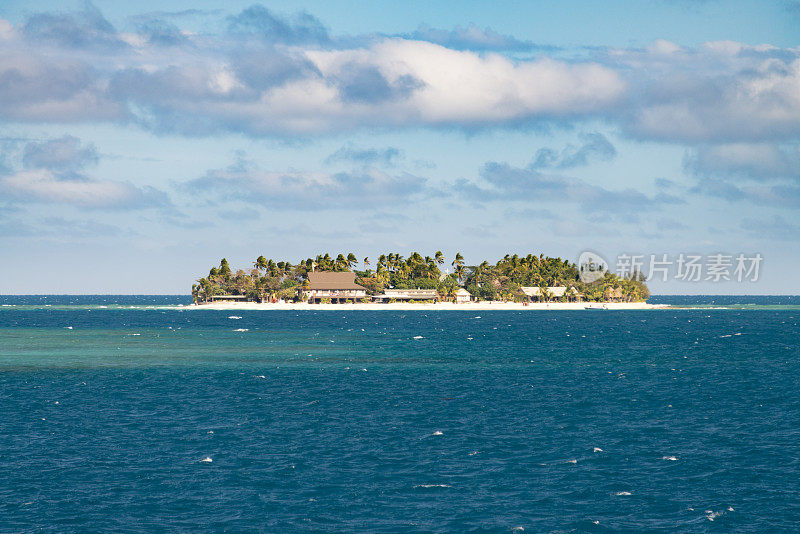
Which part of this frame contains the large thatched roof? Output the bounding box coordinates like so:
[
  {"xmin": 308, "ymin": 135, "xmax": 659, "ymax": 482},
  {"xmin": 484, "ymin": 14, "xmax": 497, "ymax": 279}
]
[{"xmin": 306, "ymin": 272, "xmax": 366, "ymax": 290}]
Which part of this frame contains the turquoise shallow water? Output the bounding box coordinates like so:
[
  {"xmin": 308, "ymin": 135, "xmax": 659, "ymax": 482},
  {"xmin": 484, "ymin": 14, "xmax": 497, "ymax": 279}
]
[{"xmin": 1, "ymin": 296, "xmax": 798, "ymax": 531}]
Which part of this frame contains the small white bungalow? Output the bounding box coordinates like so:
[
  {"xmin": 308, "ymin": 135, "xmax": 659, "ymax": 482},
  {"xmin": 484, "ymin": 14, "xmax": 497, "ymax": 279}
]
[
  {"xmin": 209, "ymin": 295, "xmax": 249, "ymax": 302},
  {"xmin": 373, "ymin": 289, "xmax": 439, "ymax": 302},
  {"xmin": 454, "ymin": 288, "xmax": 471, "ymax": 303},
  {"xmin": 521, "ymin": 286, "xmax": 582, "ymax": 302}
]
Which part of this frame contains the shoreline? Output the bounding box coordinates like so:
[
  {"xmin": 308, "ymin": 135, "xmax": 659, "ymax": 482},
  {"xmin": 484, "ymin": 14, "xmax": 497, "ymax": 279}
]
[{"xmin": 191, "ymin": 301, "xmax": 666, "ymax": 311}]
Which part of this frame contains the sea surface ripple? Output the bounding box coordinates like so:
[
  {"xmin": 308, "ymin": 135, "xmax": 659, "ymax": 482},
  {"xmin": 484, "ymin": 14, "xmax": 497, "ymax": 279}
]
[{"xmin": 0, "ymin": 295, "xmax": 798, "ymax": 532}]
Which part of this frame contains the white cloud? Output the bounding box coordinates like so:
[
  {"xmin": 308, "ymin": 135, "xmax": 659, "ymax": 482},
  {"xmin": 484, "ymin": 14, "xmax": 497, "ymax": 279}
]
[
  {"xmin": 0, "ymin": 4, "xmax": 798, "ymax": 144},
  {"xmin": 185, "ymin": 161, "xmax": 427, "ymax": 208},
  {"xmin": 621, "ymin": 50, "xmax": 800, "ymax": 142},
  {"xmin": 1, "ymin": 169, "xmax": 169, "ymax": 209},
  {"xmin": 0, "ymin": 17, "xmax": 16, "ymax": 41},
  {"xmin": 303, "ymin": 39, "xmax": 625, "ymax": 125},
  {"xmin": 685, "ymin": 143, "xmax": 800, "ymax": 180}
]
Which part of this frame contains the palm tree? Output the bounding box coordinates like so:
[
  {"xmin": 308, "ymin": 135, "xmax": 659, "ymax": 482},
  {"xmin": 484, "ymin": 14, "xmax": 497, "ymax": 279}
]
[
  {"xmin": 346, "ymin": 252, "xmax": 358, "ymax": 270},
  {"xmin": 455, "ymin": 264, "xmax": 466, "ymax": 285},
  {"xmin": 254, "ymin": 255, "xmax": 268, "ymax": 273},
  {"xmin": 452, "ymin": 252, "xmax": 464, "ymax": 270},
  {"xmin": 376, "ymin": 265, "xmax": 390, "ymax": 285},
  {"xmin": 219, "ymin": 258, "xmax": 231, "ymax": 279},
  {"xmin": 363, "ymin": 257, "xmax": 370, "ymax": 268},
  {"xmin": 442, "ymin": 284, "xmax": 456, "ymax": 301},
  {"xmin": 435, "ymin": 250, "xmax": 445, "ymax": 266}
]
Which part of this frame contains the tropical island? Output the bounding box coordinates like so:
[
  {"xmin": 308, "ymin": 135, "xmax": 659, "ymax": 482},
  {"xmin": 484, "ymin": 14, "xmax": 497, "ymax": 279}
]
[{"xmin": 191, "ymin": 251, "xmax": 653, "ymax": 309}]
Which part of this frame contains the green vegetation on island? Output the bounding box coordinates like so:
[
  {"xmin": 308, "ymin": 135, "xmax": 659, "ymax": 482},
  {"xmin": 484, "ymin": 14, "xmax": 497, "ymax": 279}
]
[{"xmin": 192, "ymin": 251, "xmax": 649, "ymax": 303}]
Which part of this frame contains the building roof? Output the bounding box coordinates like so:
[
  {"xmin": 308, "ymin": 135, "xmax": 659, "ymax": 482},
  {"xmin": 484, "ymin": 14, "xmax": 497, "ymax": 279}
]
[
  {"xmin": 521, "ymin": 286, "xmax": 574, "ymax": 297},
  {"xmin": 604, "ymin": 287, "xmax": 623, "ymax": 298},
  {"xmin": 306, "ymin": 272, "xmax": 366, "ymax": 290},
  {"xmin": 454, "ymin": 288, "xmax": 471, "ymax": 296},
  {"xmin": 376, "ymin": 289, "xmax": 438, "ymax": 299},
  {"xmin": 549, "ymin": 286, "xmax": 567, "ymax": 297}
]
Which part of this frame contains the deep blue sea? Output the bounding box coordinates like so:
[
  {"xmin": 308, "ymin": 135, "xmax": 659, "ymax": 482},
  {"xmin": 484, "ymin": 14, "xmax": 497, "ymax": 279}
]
[{"xmin": 1, "ymin": 296, "xmax": 798, "ymax": 532}]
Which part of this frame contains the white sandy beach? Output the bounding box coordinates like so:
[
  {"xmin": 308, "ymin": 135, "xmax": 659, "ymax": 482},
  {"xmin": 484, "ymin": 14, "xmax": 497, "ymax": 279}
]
[{"xmin": 191, "ymin": 301, "xmax": 666, "ymax": 311}]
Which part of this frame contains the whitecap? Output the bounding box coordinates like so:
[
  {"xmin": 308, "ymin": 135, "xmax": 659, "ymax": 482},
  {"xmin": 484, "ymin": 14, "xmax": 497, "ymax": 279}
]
[
  {"xmin": 361, "ymin": 368, "xmax": 367, "ymax": 372},
  {"xmin": 413, "ymin": 484, "xmax": 451, "ymax": 488},
  {"xmin": 661, "ymin": 456, "xmax": 678, "ymax": 461},
  {"xmin": 567, "ymin": 459, "xmax": 578, "ymax": 464},
  {"xmin": 467, "ymin": 337, "xmax": 473, "ymax": 340},
  {"xmin": 510, "ymin": 527, "xmax": 524, "ymax": 532},
  {"xmin": 65, "ymin": 326, "xmax": 73, "ymax": 330},
  {"xmin": 233, "ymin": 328, "xmax": 249, "ymax": 332},
  {"xmin": 127, "ymin": 333, "xmax": 141, "ymax": 336},
  {"xmin": 706, "ymin": 510, "xmax": 723, "ymax": 521},
  {"xmin": 413, "ymin": 335, "xmax": 424, "ymax": 340},
  {"xmin": 207, "ymin": 430, "xmax": 214, "ymax": 434},
  {"xmin": 593, "ymin": 447, "xmax": 603, "ymax": 452},
  {"xmin": 432, "ymin": 430, "xmax": 443, "ymax": 436},
  {"xmin": 200, "ymin": 457, "xmax": 213, "ymax": 463},
  {"xmin": 228, "ymin": 316, "xmax": 242, "ymax": 320},
  {"xmin": 473, "ymin": 316, "xmax": 481, "ymax": 319},
  {"xmin": 255, "ymin": 375, "xmax": 266, "ymax": 379},
  {"xmin": 468, "ymin": 451, "xmax": 478, "ymax": 456},
  {"xmin": 615, "ymin": 491, "xmax": 632, "ymax": 496}
]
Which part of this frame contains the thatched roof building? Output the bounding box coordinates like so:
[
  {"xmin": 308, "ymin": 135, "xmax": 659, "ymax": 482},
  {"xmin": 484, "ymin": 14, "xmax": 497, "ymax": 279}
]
[
  {"xmin": 300, "ymin": 272, "xmax": 367, "ymax": 303},
  {"xmin": 373, "ymin": 289, "xmax": 438, "ymax": 301},
  {"xmin": 306, "ymin": 272, "xmax": 366, "ymax": 290}
]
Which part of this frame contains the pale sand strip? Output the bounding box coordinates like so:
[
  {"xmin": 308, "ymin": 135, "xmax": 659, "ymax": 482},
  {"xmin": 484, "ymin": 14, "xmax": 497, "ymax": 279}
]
[{"xmin": 189, "ymin": 301, "xmax": 666, "ymax": 311}]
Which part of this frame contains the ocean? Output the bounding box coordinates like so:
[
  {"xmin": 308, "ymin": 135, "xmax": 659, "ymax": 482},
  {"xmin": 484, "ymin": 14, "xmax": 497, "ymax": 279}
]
[{"xmin": 1, "ymin": 295, "xmax": 798, "ymax": 532}]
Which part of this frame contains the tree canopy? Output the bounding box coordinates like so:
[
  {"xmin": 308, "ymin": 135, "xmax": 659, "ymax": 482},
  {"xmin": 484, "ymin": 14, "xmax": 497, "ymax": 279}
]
[{"xmin": 192, "ymin": 251, "xmax": 649, "ymax": 303}]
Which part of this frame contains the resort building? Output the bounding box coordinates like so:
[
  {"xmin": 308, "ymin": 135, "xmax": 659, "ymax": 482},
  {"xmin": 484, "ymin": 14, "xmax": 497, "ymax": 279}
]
[
  {"xmin": 521, "ymin": 286, "xmax": 583, "ymax": 302},
  {"xmin": 209, "ymin": 295, "xmax": 249, "ymax": 302},
  {"xmin": 299, "ymin": 272, "xmax": 367, "ymax": 303},
  {"xmin": 454, "ymin": 288, "xmax": 472, "ymax": 303},
  {"xmin": 604, "ymin": 287, "xmax": 623, "ymax": 302},
  {"xmin": 372, "ymin": 289, "xmax": 439, "ymax": 302}
]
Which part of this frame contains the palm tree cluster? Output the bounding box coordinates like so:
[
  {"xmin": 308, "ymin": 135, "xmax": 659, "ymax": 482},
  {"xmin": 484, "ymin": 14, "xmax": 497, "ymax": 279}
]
[
  {"xmin": 463, "ymin": 254, "xmax": 648, "ymax": 302},
  {"xmin": 192, "ymin": 251, "xmax": 649, "ymax": 303}
]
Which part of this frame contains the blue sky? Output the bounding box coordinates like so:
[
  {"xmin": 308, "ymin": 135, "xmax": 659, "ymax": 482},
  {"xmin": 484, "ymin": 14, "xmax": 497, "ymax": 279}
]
[{"xmin": 0, "ymin": 0, "xmax": 798, "ymax": 293}]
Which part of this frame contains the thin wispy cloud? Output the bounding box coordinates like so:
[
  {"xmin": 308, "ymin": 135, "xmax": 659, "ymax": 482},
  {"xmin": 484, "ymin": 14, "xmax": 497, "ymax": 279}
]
[
  {"xmin": 183, "ymin": 154, "xmax": 427, "ymax": 209},
  {"xmin": 0, "ymin": 135, "xmax": 170, "ymax": 209}
]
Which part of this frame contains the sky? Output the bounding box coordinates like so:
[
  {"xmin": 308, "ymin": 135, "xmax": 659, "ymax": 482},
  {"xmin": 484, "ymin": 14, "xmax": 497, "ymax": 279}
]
[{"xmin": 0, "ymin": 0, "xmax": 798, "ymax": 294}]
